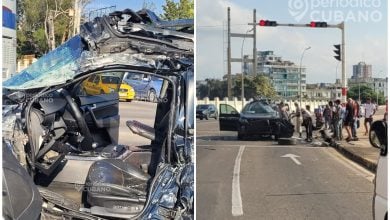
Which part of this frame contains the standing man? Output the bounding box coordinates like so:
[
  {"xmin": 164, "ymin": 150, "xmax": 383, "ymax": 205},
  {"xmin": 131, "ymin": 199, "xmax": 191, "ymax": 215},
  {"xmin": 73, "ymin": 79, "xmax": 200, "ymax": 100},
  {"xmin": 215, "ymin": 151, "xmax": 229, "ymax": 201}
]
[
  {"xmin": 363, "ymin": 97, "xmax": 376, "ymax": 135},
  {"xmin": 294, "ymin": 102, "xmax": 302, "ymax": 138},
  {"xmin": 344, "ymin": 98, "xmax": 354, "ymax": 142},
  {"xmin": 302, "ymin": 105, "xmax": 313, "ymax": 142},
  {"xmin": 323, "ymin": 103, "xmax": 332, "ymax": 130},
  {"xmin": 333, "ymin": 99, "xmax": 343, "ymax": 141},
  {"xmin": 351, "ymin": 99, "xmax": 360, "ymax": 140}
]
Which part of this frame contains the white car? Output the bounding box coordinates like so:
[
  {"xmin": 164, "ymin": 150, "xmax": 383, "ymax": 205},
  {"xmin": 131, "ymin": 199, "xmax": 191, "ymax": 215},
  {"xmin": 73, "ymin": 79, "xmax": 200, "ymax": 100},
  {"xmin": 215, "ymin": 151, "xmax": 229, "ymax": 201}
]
[{"xmin": 370, "ymin": 120, "xmax": 388, "ymax": 220}]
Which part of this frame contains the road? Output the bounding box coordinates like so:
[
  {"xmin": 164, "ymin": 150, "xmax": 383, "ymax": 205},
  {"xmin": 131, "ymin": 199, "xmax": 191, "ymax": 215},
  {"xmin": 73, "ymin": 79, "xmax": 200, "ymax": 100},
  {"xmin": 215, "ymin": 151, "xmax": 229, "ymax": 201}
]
[
  {"xmin": 196, "ymin": 119, "xmax": 375, "ymax": 220},
  {"xmin": 118, "ymin": 101, "xmax": 156, "ymax": 146}
]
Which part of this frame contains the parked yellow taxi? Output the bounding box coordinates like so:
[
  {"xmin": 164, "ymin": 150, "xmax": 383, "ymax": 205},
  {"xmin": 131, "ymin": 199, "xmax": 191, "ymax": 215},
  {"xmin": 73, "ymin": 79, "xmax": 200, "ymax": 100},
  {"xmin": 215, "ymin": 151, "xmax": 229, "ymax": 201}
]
[
  {"xmin": 119, "ymin": 83, "xmax": 135, "ymax": 102},
  {"xmin": 82, "ymin": 74, "xmax": 122, "ymax": 95}
]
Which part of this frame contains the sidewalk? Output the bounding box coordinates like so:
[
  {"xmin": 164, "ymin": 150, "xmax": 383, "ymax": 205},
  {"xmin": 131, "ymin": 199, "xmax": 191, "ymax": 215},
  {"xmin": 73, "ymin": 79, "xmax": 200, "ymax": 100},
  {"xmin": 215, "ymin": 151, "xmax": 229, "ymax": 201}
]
[{"xmin": 324, "ymin": 106, "xmax": 385, "ymax": 173}]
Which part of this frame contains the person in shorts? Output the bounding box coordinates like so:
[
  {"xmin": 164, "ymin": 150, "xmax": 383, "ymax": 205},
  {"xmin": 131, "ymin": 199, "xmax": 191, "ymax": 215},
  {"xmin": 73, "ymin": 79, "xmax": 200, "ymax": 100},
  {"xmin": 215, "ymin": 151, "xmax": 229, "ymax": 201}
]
[{"xmin": 363, "ymin": 97, "xmax": 376, "ymax": 135}]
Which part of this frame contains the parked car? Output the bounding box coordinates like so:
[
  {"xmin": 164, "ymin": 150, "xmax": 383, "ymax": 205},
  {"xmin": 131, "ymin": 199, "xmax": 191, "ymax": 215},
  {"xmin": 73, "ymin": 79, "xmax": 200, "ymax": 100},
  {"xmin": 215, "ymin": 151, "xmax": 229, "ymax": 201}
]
[
  {"xmin": 119, "ymin": 83, "xmax": 135, "ymax": 102},
  {"xmin": 219, "ymin": 100, "xmax": 294, "ymax": 140},
  {"xmin": 2, "ymin": 9, "xmax": 193, "ymax": 220},
  {"xmin": 122, "ymin": 72, "xmax": 163, "ymax": 102},
  {"xmin": 196, "ymin": 104, "xmax": 218, "ymax": 120},
  {"xmin": 82, "ymin": 74, "xmax": 122, "ymax": 95},
  {"xmin": 369, "ymin": 120, "xmax": 387, "ymax": 220}
]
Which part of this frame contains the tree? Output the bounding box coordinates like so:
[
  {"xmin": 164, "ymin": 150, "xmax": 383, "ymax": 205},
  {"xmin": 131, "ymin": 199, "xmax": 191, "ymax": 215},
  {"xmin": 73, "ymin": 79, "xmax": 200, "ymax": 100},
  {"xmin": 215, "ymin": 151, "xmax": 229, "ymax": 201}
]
[
  {"xmin": 233, "ymin": 75, "xmax": 276, "ymax": 99},
  {"xmin": 348, "ymin": 85, "xmax": 385, "ymax": 105},
  {"xmin": 161, "ymin": 0, "xmax": 194, "ymax": 20}
]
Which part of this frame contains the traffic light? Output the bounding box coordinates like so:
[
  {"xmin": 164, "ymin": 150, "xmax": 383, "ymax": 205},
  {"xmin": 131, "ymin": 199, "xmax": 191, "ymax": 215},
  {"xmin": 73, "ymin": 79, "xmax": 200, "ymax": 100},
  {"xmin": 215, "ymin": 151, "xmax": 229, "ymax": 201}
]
[
  {"xmin": 309, "ymin": 21, "xmax": 328, "ymax": 28},
  {"xmin": 333, "ymin": 44, "xmax": 341, "ymax": 61},
  {"xmin": 259, "ymin": 20, "xmax": 277, "ymax": 27}
]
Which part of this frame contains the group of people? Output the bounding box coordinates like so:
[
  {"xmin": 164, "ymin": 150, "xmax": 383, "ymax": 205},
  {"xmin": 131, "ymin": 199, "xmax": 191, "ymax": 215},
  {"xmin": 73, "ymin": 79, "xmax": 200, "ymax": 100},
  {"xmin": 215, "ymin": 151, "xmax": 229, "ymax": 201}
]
[{"xmin": 281, "ymin": 97, "xmax": 383, "ymax": 143}]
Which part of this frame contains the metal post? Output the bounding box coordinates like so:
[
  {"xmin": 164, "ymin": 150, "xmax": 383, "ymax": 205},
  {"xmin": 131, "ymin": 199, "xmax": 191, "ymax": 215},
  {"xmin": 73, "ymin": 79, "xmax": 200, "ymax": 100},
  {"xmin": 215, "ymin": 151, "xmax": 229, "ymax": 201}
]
[
  {"xmin": 341, "ymin": 22, "xmax": 347, "ymax": 103},
  {"xmin": 253, "ymin": 9, "xmax": 257, "ymax": 77},
  {"xmin": 227, "ymin": 7, "xmax": 232, "ymax": 99},
  {"xmin": 299, "ymin": 47, "xmax": 311, "ymax": 115}
]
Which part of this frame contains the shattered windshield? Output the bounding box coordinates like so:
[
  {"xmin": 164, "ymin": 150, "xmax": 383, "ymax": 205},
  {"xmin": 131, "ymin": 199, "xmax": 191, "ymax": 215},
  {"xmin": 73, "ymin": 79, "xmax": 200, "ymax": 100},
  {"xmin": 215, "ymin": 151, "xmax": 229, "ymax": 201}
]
[{"xmin": 3, "ymin": 36, "xmax": 84, "ymax": 90}]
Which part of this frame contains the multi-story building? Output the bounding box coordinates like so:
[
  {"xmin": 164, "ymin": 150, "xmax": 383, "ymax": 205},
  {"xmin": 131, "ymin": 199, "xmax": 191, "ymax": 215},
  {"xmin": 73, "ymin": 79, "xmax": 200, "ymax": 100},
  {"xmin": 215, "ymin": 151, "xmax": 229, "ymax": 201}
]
[
  {"xmin": 244, "ymin": 51, "xmax": 306, "ymax": 98},
  {"xmin": 306, "ymin": 82, "xmax": 342, "ymax": 100},
  {"xmin": 2, "ymin": 0, "xmax": 17, "ymax": 79},
  {"xmin": 352, "ymin": 61, "xmax": 372, "ymax": 80},
  {"xmin": 348, "ymin": 77, "xmax": 388, "ymax": 99}
]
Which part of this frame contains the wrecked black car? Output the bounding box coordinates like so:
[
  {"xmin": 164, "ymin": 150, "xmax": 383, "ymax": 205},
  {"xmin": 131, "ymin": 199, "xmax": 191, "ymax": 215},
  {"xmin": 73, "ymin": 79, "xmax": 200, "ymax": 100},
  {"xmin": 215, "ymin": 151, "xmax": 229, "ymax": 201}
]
[
  {"xmin": 219, "ymin": 100, "xmax": 294, "ymax": 140},
  {"xmin": 3, "ymin": 9, "xmax": 193, "ymax": 219}
]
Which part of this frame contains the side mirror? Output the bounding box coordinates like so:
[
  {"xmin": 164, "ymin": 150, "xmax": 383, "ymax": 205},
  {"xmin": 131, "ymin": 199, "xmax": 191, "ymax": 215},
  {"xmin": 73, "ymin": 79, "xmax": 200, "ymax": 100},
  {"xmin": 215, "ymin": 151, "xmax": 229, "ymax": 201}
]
[{"xmin": 369, "ymin": 120, "xmax": 387, "ymax": 156}]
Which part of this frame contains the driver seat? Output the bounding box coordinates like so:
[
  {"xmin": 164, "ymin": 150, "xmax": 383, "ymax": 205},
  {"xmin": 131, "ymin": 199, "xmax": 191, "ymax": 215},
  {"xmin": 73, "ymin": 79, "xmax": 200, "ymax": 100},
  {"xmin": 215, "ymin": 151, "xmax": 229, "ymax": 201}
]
[{"xmin": 85, "ymin": 159, "xmax": 150, "ymax": 214}]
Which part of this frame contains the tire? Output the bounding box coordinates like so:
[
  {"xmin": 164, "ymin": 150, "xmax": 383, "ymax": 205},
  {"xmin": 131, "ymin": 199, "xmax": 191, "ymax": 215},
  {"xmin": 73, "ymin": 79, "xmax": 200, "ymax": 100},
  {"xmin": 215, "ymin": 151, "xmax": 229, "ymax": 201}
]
[
  {"xmin": 200, "ymin": 117, "xmax": 203, "ymax": 120},
  {"xmin": 148, "ymin": 89, "xmax": 156, "ymax": 102},
  {"xmin": 237, "ymin": 132, "xmax": 244, "ymax": 140},
  {"xmin": 127, "ymin": 99, "xmax": 132, "ymax": 102},
  {"xmin": 278, "ymin": 138, "xmax": 297, "ymax": 145}
]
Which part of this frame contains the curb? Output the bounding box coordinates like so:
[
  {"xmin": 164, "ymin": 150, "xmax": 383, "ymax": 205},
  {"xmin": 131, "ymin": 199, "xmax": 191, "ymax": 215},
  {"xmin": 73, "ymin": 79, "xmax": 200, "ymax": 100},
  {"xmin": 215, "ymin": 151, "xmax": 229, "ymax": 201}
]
[
  {"xmin": 319, "ymin": 130, "xmax": 377, "ymax": 173},
  {"xmin": 329, "ymin": 141, "xmax": 377, "ymax": 173}
]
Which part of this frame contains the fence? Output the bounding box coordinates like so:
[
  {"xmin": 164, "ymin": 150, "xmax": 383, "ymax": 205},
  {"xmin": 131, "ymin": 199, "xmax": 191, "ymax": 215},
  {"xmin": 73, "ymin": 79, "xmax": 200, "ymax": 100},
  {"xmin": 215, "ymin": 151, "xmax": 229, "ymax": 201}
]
[{"xmin": 196, "ymin": 97, "xmax": 330, "ymax": 112}]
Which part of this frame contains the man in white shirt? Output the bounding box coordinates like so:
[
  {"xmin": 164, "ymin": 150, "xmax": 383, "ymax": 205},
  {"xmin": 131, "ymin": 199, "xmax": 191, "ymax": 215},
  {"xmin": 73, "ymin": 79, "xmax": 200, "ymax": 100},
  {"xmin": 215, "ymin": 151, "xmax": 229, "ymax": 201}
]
[{"xmin": 364, "ymin": 97, "xmax": 376, "ymax": 135}]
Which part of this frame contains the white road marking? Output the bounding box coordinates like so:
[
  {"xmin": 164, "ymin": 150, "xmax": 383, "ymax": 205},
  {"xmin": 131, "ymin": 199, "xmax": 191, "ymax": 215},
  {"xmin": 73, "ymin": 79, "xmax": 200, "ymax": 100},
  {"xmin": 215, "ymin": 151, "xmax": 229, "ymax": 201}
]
[
  {"xmin": 232, "ymin": 145, "xmax": 245, "ymax": 217},
  {"xmin": 281, "ymin": 154, "xmax": 302, "ymax": 165},
  {"xmin": 197, "ymin": 144, "xmax": 323, "ymax": 149}
]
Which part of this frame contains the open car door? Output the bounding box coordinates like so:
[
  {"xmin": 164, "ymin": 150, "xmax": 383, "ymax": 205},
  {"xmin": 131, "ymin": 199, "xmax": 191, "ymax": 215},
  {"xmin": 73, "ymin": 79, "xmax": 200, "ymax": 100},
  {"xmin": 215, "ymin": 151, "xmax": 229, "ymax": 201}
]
[{"xmin": 219, "ymin": 104, "xmax": 240, "ymax": 131}]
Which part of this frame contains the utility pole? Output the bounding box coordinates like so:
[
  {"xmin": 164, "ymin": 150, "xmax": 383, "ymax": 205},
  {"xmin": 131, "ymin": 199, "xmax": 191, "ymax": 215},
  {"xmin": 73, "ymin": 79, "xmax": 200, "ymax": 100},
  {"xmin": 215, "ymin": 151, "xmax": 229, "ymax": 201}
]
[
  {"xmin": 73, "ymin": 0, "xmax": 81, "ymax": 36},
  {"xmin": 341, "ymin": 22, "xmax": 347, "ymax": 103},
  {"xmin": 252, "ymin": 9, "xmax": 257, "ymax": 77},
  {"xmin": 227, "ymin": 8, "xmax": 256, "ymax": 99},
  {"xmin": 227, "ymin": 7, "xmax": 232, "ymax": 99}
]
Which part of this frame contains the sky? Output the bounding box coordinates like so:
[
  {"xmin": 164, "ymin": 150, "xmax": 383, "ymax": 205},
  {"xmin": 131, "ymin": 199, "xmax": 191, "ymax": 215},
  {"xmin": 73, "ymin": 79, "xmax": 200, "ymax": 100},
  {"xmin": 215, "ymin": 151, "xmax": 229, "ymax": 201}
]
[{"xmin": 196, "ymin": 0, "xmax": 388, "ymax": 83}]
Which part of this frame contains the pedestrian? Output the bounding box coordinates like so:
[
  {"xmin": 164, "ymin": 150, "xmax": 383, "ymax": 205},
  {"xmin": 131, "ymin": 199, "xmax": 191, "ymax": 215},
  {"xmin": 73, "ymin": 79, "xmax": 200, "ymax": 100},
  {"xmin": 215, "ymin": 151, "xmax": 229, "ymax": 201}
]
[
  {"xmin": 278, "ymin": 102, "xmax": 289, "ymax": 121},
  {"xmin": 294, "ymin": 102, "xmax": 302, "ymax": 138},
  {"xmin": 384, "ymin": 99, "xmax": 388, "ymax": 121},
  {"xmin": 351, "ymin": 99, "xmax": 360, "ymax": 140},
  {"xmin": 333, "ymin": 99, "xmax": 343, "ymax": 141},
  {"xmin": 343, "ymin": 98, "xmax": 354, "ymax": 142},
  {"xmin": 323, "ymin": 103, "xmax": 332, "ymax": 130},
  {"xmin": 363, "ymin": 97, "xmax": 376, "ymax": 135},
  {"xmin": 302, "ymin": 105, "xmax": 313, "ymax": 142}
]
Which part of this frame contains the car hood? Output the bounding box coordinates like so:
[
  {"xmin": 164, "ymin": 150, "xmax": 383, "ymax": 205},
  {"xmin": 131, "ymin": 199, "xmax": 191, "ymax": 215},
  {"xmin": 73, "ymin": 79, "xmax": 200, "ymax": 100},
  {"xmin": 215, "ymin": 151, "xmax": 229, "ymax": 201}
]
[{"xmin": 3, "ymin": 9, "xmax": 193, "ymax": 90}]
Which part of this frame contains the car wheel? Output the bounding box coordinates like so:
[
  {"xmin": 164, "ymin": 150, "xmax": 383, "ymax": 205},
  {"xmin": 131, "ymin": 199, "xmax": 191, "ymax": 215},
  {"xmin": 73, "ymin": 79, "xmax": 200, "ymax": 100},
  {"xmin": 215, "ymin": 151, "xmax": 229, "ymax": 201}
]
[
  {"xmin": 237, "ymin": 132, "xmax": 244, "ymax": 140},
  {"xmin": 278, "ymin": 138, "xmax": 297, "ymax": 145},
  {"xmin": 200, "ymin": 117, "xmax": 203, "ymax": 120},
  {"xmin": 127, "ymin": 99, "xmax": 132, "ymax": 102},
  {"xmin": 100, "ymin": 89, "xmax": 105, "ymax": 94},
  {"xmin": 148, "ymin": 89, "xmax": 156, "ymax": 102}
]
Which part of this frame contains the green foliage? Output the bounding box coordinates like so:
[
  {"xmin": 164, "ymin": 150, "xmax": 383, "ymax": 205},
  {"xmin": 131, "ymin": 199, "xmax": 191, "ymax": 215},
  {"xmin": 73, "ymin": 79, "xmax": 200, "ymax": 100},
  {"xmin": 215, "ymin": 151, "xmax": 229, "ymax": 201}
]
[
  {"xmin": 348, "ymin": 85, "xmax": 385, "ymax": 105},
  {"xmin": 17, "ymin": 0, "xmax": 73, "ymax": 56},
  {"xmin": 233, "ymin": 75, "xmax": 277, "ymax": 99},
  {"xmin": 161, "ymin": 0, "xmax": 194, "ymax": 20},
  {"xmin": 196, "ymin": 75, "xmax": 277, "ymax": 100}
]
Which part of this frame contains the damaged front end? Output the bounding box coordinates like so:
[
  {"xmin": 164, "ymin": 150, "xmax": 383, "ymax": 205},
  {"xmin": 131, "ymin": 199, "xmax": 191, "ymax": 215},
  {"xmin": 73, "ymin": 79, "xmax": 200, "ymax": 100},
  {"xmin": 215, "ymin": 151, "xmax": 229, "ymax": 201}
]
[{"xmin": 3, "ymin": 8, "xmax": 194, "ymax": 220}]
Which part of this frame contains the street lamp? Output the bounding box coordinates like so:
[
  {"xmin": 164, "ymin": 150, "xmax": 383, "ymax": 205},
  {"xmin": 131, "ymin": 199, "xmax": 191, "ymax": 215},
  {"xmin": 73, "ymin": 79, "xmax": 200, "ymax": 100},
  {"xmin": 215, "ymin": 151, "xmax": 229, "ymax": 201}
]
[
  {"xmin": 299, "ymin": 46, "xmax": 311, "ymax": 113},
  {"xmin": 241, "ymin": 27, "xmax": 255, "ymax": 109}
]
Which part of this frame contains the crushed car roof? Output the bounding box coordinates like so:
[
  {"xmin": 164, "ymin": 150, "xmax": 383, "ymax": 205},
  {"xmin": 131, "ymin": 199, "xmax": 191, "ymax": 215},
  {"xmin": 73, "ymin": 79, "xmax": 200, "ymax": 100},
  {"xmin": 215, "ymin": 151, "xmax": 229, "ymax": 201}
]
[{"xmin": 3, "ymin": 9, "xmax": 193, "ymax": 90}]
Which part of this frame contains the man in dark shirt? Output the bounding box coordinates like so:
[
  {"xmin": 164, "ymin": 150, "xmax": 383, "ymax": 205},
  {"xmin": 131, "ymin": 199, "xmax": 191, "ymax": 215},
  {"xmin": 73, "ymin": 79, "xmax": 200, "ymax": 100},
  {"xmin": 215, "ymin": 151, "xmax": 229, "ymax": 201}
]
[{"xmin": 344, "ymin": 98, "xmax": 354, "ymax": 142}]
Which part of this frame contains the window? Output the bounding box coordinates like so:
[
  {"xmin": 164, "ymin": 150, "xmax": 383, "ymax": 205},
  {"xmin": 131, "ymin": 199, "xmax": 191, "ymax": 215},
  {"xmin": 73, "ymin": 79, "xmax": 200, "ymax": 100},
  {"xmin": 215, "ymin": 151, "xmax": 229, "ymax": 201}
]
[{"xmin": 220, "ymin": 104, "xmax": 237, "ymax": 114}]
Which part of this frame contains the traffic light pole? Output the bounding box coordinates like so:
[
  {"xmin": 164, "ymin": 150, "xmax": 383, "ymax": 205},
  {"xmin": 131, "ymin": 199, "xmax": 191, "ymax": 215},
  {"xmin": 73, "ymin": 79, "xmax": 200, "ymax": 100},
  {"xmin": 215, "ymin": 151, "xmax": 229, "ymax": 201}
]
[{"xmin": 249, "ymin": 21, "xmax": 347, "ymax": 102}]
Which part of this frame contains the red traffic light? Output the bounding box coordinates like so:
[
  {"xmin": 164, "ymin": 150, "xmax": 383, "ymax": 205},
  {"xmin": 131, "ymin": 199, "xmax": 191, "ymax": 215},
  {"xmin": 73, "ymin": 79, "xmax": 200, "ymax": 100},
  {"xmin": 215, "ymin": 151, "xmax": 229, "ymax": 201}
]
[
  {"xmin": 309, "ymin": 21, "xmax": 328, "ymax": 28},
  {"xmin": 259, "ymin": 20, "xmax": 277, "ymax": 27}
]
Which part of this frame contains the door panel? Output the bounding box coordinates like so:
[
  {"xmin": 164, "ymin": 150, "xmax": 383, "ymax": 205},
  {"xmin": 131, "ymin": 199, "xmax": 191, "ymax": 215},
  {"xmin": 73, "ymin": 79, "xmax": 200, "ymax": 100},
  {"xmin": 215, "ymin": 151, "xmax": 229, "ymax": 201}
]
[{"xmin": 219, "ymin": 104, "xmax": 240, "ymax": 131}]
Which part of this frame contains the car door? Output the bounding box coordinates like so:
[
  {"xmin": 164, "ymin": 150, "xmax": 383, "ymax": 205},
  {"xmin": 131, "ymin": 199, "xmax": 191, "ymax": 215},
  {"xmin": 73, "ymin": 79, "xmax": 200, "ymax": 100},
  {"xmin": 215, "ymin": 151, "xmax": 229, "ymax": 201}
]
[
  {"xmin": 219, "ymin": 104, "xmax": 240, "ymax": 131},
  {"xmin": 76, "ymin": 72, "xmax": 124, "ymax": 146}
]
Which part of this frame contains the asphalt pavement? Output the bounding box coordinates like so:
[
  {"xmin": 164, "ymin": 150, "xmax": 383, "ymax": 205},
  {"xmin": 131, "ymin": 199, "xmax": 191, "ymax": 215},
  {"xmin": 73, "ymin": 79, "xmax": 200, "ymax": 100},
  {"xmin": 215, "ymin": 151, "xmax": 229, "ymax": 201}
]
[
  {"xmin": 118, "ymin": 100, "xmax": 156, "ymax": 146},
  {"xmin": 196, "ymin": 119, "xmax": 375, "ymax": 220}
]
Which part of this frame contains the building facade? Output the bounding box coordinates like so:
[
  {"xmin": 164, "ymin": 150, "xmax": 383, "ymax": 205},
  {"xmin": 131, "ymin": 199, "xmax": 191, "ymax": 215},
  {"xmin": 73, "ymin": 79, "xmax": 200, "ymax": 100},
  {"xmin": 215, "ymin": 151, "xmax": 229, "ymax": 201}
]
[
  {"xmin": 244, "ymin": 51, "xmax": 307, "ymax": 98},
  {"xmin": 352, "ymin": 61, "xmax": 372, "ymax": 80},
  {"xmin": 2, "ymin": 0, "xmax": 17, "ymax": 79}
]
